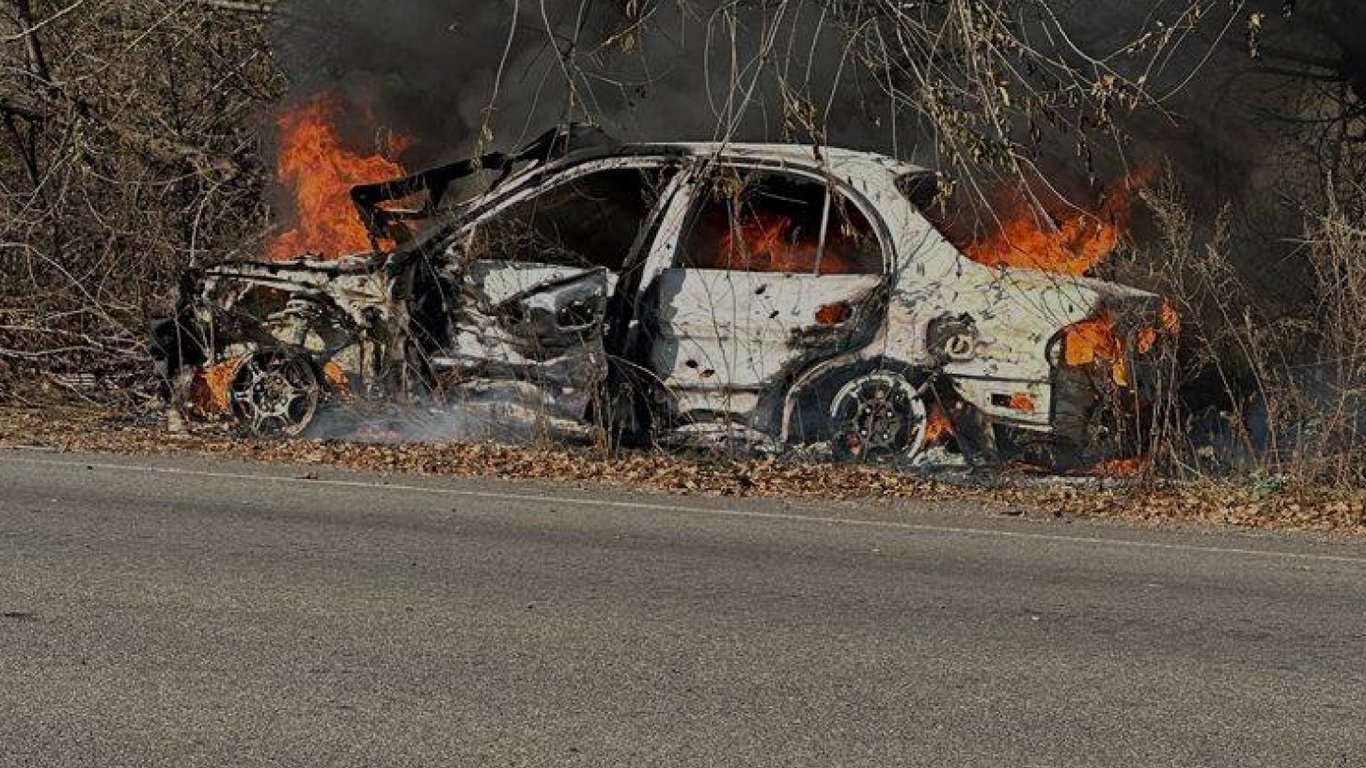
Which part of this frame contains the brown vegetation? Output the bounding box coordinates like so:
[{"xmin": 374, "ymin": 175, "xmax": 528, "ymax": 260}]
[{"xmin": 1, "ymin": 1, "xmax": 281, "ymax": 395}]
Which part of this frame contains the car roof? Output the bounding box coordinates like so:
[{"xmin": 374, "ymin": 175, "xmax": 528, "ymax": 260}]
[
  {"xmin": 486, "ymin": 140, "xmax": 930, "ymax": 200},
  {"xmin": 348, "ymin": 125, "xmax": 937, "ymax": 250},
  {"xmin": 474, "ymin": 125, "xmax": 925, "ymax": 180},
  {"xmin": 550, "ymin": 140, "xmax": 928, "ymax": 179},
  {"xmin": 631, "ymin": 141, "xmax": 926, "ymax": 172}
]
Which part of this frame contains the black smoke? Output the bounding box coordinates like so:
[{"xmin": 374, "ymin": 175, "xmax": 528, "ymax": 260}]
[
  {"xmin": 268, "ymin": 1, "xmax": 879, "ymax": 162},
  {"xmin": 269, "ymin": 0, "xmax": 1366, "ymax": 304}
]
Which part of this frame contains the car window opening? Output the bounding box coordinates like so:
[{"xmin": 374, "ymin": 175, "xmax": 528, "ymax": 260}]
[
  {"xmin": 677, "ymin": 171, "xmax": 882, "ymax": 275},
  {"xmin": 470, "ymin": 167, "xmax": 666, "ymax": 272}
]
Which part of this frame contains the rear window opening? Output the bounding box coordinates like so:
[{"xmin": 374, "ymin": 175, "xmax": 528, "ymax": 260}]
[
  {"xmin": 675, "ymin": 169, "xmax": 882, "ymax": 275},
  {"xmin": 896, "ymin": 172, "xmax": 943, "ymax": 211}
]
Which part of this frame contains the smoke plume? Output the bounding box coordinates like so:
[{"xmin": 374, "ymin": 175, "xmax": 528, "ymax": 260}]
[{"xmin": 269, "ymin": 0, "xmax": 1366, "ymax": 305}]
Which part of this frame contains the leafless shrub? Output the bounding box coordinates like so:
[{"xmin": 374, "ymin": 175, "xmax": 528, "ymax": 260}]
[
  {"xmin": 1138, "ymin": 169, "xmax": 1366, "ymax": 487},
  {"xmin": 1295, "ymin": 193, "xmax": 1366, "ymax": 483},
  {"xmin": 0, "ymin": 0, "xmax": 283, "ymax": 400}
]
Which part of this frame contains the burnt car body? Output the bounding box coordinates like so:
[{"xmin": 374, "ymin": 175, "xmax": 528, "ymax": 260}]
[{"xmin": 152, "ymin": 125, "xmax": 1172, "ymax": 465}]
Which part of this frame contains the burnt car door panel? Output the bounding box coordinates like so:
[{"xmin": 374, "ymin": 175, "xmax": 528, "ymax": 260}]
[
  {"xmin": 639, "ymin": 165, "xmax": 888, "ymax": 425},
  {"xmin": 647, "ymin": 270, "xmax": 882, "ymax": 387},
  {"xmin": 430, "ymin": 162, "xmax": 675, "ymax": 421}
]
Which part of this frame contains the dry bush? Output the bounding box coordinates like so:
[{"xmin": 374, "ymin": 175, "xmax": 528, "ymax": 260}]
[
  {"xmin": 0, "ymin": 0, "xmax": 283, "ymax": 402},
  {"xmin": 1137, "ymin": 171, "xmax": 1366, "ymax": 487},
  {"xmin": 1296, "ymin": 195, "xmax": 1366, "ymax": 483}
]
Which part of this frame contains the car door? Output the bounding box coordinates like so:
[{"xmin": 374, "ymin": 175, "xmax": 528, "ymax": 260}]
[
  {"xmin": 431, "ymin": 161, "xmax": 677, "ymax": 423},
  {"xmin": 641, "ymin": 164, "xmax": 888, "ymax": 426}
]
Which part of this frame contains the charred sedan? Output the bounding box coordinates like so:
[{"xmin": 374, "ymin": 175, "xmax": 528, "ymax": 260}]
[{"xmin": 152, "ymin": 126, "xmax": 1173, "ymax": 466}]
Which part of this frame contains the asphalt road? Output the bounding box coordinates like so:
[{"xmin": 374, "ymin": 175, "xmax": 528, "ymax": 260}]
[{"xmin": 2, "ymin": 448, "xmax": 1365, "ymax": 767}]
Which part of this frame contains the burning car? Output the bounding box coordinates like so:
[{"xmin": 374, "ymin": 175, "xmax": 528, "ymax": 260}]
[{"xmin": 152, "ymin": 124, "xmax": 1174, "ymax": 467}]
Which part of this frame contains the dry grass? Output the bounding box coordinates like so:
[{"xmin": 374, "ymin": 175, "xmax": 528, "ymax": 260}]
[{"xmin": 1131, "ymin": 173, "xmax": 1366, "ymax": 489}]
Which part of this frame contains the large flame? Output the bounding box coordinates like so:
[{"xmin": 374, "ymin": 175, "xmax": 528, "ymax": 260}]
[
  {"xmin": 267, "ymin": 93, "xmax": 407, "ymax": 261},
  {"xmin": 965, "ymin": 171, "xmax": 1152, "ymax": 276}
]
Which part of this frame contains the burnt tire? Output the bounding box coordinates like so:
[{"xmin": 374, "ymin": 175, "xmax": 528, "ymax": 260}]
[
  {"xmin": 829, "ymin": 372, "xmax": 928, "ymax": 464},
  {"xmin": 228, "ymin": 350, "xmax": 324, "ymax": 437}
]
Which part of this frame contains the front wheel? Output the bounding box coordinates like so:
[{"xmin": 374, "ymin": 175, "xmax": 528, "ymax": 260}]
[
  {"xmin": 228, "ymin": 350, "xmax": 324, "ymax": 437},
  {"xmin": 829, "ymin": 373, "xmax": 928, "ymax": 463}
]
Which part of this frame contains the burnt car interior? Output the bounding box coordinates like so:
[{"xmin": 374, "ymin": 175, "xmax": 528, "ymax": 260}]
[
  {"xmin": 419, "ymin": 161, "xmax": 677, "ymax": 432},
  {"xmin": 677, "ymin": 170, "xmax": 882, "ymax": 276},
  {"xmin": 641, "ymin": 166, "xmax": 889, "ymax": 437}
]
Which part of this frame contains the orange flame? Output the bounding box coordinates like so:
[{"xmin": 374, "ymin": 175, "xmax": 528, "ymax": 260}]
[
  {"xmin": 713, "ymin": 212, "xmax": 863, "ymax": 274},
  {"xmin": 923, "ymin": 404, "xmax": 954, "ymax": 446},
  {"xmin": 267, "ymin": 93, "xmax": 407, "ymax": 261},
  {"xmin": 1137, "ymin": 298, "xmax": 1181, "ymax": 354},
  {"xmin": 1061, "ymin": 311, "xmax": 1129, "ymax": 387},
  {"xmin": 187, "ymin": 356, "xmax": 247, "ymax": 415},
  {"xmin": 1090, "ymin": 457, "xmax": 1147, "ymax": 477},
  {"xmin": 1062, "ymin": 299, "xmax": 1179, "ymax": 389},
  {"xmin": 966, "ymin": 170, "xmax": 1153, "ymax": 276},
  {"xmin": 718, "ymin": 212, "xmax": 814, "ymax": 272},
  {"xmin": 1062, "ymin": 313, "xmax": 1123, "ymax": 366}
]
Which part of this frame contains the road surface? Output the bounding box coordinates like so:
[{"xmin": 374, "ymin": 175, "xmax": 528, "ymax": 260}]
[{"xmin": 2, "ymin": 448, "xmax": 1365, "ymax": 767}]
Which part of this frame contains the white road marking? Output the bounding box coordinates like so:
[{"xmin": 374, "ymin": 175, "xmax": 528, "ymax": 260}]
[{"xmin": 6, "ymin": 452, "xmax": 1366, "ymax": 566}]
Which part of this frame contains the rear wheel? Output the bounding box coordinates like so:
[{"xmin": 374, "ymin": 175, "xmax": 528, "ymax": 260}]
[{"xmin": 829, "ymin": 373, "xmax": 928, "ymax": 463}]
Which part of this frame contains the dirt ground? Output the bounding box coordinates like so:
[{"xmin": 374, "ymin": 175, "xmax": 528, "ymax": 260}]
[{"xmin": 2, "ymin": 405, "xmax": 1364, "ymax": 537}]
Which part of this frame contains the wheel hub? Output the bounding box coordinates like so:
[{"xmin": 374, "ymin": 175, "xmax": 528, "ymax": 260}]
[
  {"xmin": 830, "ymin": 373, "xmax": 928, "ymax": 462},
  {"xmin": 229, "ymin": 352, "xmax": 322, "ymax": 436},
  {"xmin": 854, "ymin": 391, "xmax": 907, "ymax": 451}
]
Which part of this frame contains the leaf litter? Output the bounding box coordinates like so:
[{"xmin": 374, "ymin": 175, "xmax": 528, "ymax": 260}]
[{"xmin": 2, "ymin": 406, "xmax": 1363, "ymax": 537}]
